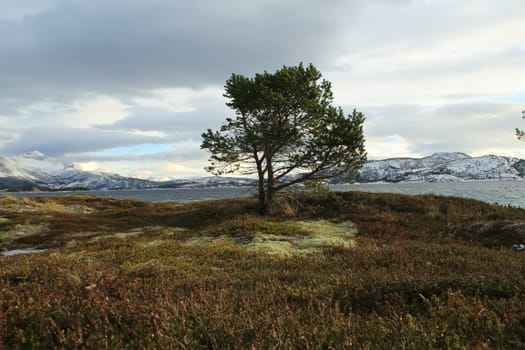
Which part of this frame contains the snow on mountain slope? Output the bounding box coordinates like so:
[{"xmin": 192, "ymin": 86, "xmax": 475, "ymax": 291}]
[
  {"xmin": 359, "ymin": 153, "xmax": 525, "ymax": 183},
  {"xmin": 0, "ymin": 151, "xmax": 156, "ymax": 190},
  {"xmin": 160, "ymin": 176, "xmax": 256, "ymax": 188},
  {"xmin": 1, "ymin": 151, "xmax": 524, "ymax": 190},
  {"xmin": 0, "ymin": 154, "xmax": 33, "ymax": 179},
  {"xmin": 7, "ymin": 151, "xmax": 79, "ymax": 184},
  {"xmin": 11, "ymin": 151, "xmax": 71, "ymax": 176}
]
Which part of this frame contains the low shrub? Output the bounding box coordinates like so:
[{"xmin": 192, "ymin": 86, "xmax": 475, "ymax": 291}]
[{"xmin": 1, "ymin": 192, "xmax": 525, "ymax": 348}]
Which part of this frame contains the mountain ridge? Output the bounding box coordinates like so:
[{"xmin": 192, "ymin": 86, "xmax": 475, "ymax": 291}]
[
  {"xmin": 0, "ymin": 151, "xmax": 157, "ymax": 191},
  {"xmin": 1, "ymin": 151, "xmax": 524, "ymax": 191},
  {"xmin": 357, "ymin": 152, "xmax": 525, "ymax": 183}
]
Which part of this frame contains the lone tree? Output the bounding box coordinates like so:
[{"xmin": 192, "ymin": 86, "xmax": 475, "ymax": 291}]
[
  {"xmin": 201, "ymin": 63, "xmax": 367, "ymax": 214},
  {"xmin": 517, "ymin": 111, "xmax": 525, "ymax": 141}
]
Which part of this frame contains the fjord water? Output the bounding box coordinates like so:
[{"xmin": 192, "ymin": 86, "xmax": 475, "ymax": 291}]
[
  {"xmin": 334, "ymin": 180, "xmax": 525, "ymax": 208},
  {"xmin": 5, "ymin": 180, "xmax": 525, "ymax": 208}
]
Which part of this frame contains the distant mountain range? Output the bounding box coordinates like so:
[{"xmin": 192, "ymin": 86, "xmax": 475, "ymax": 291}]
[
  {"xmin": 0, "ymin": 151, "xmax": 524, "ymax": 191},
  {"xmin": 357, "ymin": 152, "xmax": 525, "ymax": 183},
  {"xmin": 0, "ymin": 151, "xmax": 158, "ymax": 191},
  {"xmin": 0, "ymin": 151, "xmax": 257, "ymax": 191}
]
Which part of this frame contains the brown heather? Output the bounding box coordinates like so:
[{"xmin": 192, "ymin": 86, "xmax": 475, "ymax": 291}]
[{"xmin": 1, "ymin": 191, "xmax": 525, "ymax": 349}]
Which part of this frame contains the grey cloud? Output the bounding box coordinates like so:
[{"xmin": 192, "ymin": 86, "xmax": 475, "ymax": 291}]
[
  {"xmin": 0, "ymin": 126, "xmax": 162, "ymax": 156},
  {"xmin": 69, "ymin": 144, "xmax": 207, "ymax": 164},
  {"xmin": 0, "ymin": 0, "xmax": 357, "ymax": 106},
  {"xmin": 435, "ymin": 102, "xmax": 519, "ymax": 117},
  {"xmin": 346, "ymin": 0, "xmax": 524, "ymax": 51},
  {"xmin": 337, "ymin": 0, "xmax": 525, "ymax": 82},
  {"xmin": 0, "ymin": 125, "xmax": 17, "ymax": 144},
  {"xmin": 1, "ymin": 0, "xmax": 523, "ymax": 170},
  {"xmin": 0, "ymin": 0, "xmax": 57, "ymax": 20},
  {"xmin": 383, "ymin": 48, "xmax": 525, "ymax": 81},
  {"xmin": 99, "ymin": 103, "xmax": 229, "ymax": 135},
  {"xmin": 0, "ymin": 98, "xmax": 27, "ymax": 116},
  {"xmin": 361, "ymin": 101, "xmax": 522, "ymax": 156}
]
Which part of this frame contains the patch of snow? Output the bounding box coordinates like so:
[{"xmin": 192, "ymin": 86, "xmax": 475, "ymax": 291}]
[
  {"xmin": 359, "ymin": 152, "xmax": 525, "ymax": 183},
  {"xmin": 512, "ymin": 244, "xmax": 525, "ymax": 251},
  {"xmin": 0, "ymin": 151, "xmax": 157, "ymax": 190},
  {"xmin": 2, "ymin": 150, "xmax": 525, "ymax": 189}
]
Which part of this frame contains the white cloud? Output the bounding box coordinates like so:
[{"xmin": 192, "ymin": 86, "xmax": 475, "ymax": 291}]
[
  {"xmin": 361, "ymin": 101, "xmax": 524, "ymax": 158},
  {"xmin": 366, "ymin": 134, "xmax": 421, "ymax": 160},
  {"xmin": 76, "ymin": 154, "xmax": 210, "ymax": 179},
  {"xmin": 0, "ymin": 0, "xmax": 524, "ymax": 178},
  {"xmin": 0, "ymin": 126, "xmax": 163, "ymax": 156},
  {"xmin": 75, "ymin": 161, "xmax": 112, "ymax": 173},
  {"xmin": 129, "ymin": 86, "xmax": 224, "ymax": 112},
  {"xmin": 66, "ymin": 95, "xmax": 128, "ymax": 127},
  {"xmin": 328, "ymin": 0, "xmax": 525, "ymax": 106}
]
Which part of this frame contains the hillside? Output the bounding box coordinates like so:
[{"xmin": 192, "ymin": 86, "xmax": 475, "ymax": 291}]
[
  {"xmin": 0, "ymin": 151, "xmax": 255, "ymax": 191},
  {"xmin": 358, "ymin": 152, "xmax": 525, "ymax": 182},
  {"xmin": 2, "ymin": 151, "xmax": 525, "ymax": 191},
  {"xmin": 0, "ymin": 151, "xmax": 156, "ymax": 190},
  {"xmin": 1, "ymin": 192, "xmax": 525, "ymax": 348}
]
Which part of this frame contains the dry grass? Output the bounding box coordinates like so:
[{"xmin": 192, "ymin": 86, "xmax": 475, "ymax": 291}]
[{"xmin": 1, "ymin": 192, "xmax": 525, "ymax": 348}]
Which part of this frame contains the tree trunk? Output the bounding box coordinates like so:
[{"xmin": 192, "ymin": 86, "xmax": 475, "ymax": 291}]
[
  {"xmin": 256, "ymin": 151, "xmax": 275, "ymax": 216},
  {"xmin": 257, "ymin": 185, "xmax": 266, "ymax": 215},
  {"xmin": 256, "ymin": 158, "xmax": 266, "ymax": 215},
  {"xmin": 257, "ymin": 183, "xmax": 275, "ymax": 216},
  {"xmin": 264, "ymin": 154, "xmax": 275, "ymax": 215},
  {"xmin": 264, "ymin": 187, "xmax": 275, "ymax": 216}
]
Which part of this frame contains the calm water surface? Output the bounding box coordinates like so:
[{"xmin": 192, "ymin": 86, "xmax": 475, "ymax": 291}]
[
  {"xmin": 334, "ymin": 180, "xmax": 525, "ymax": 208},
  {"xmin": 4, "ymin": 180, "xmax": 525, "ymax": 208},
  {"xmin": 4, "ymin": 187, "xmax": 256, "ymax": 203}
]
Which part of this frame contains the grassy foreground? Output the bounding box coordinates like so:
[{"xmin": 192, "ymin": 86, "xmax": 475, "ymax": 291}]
[{"xmin": 1, "ymin": 191, "xmax": 525, "ymax": 349}]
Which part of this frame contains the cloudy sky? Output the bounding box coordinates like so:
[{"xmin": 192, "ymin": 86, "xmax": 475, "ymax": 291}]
[{"xmin": 1, "ymin": 0, "xmax": 524, "ymax": 179}]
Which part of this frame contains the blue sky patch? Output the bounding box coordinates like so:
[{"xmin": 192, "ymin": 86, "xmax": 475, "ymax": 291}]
[{"xmin": 100, "ymin": 144, "xmax": 173, "ymax": 156}]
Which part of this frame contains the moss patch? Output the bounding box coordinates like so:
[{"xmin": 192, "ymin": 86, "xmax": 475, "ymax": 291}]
[
  {"xmin": 187, "ymin": 235, "xmax": 237, "ymax": 246},
  {"xmin": 245, "ymin": 239, "xmax": 295, "ymax": 255},
  {"xmin": 0, "ymin": 223, "xmax": 48, "ymax": 243},
  {"xmin": 294, "ymin": 220, "xmax": 356, "ymax": 237},
  {"xmin": 198, "ymin": 219, "xmax": 356, "ymax": 256},
  {"xmin": 246, "ymin": 221, "xmax": 355, "ymax": 256},
  {"xmin": 140, "ymin": 240, "xmax": 164, "ymax": 248}
]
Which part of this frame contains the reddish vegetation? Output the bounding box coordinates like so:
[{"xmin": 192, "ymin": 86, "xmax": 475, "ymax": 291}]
[{"xmin": 1, "ymin": 192, "xmax": 525, "ymax": 348}]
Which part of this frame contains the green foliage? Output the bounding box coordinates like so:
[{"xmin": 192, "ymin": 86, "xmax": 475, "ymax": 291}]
[
  {"xmin": 1, "ymin": 194, "xmax": 525, "ymax": 348},
  {"xmin": 304, "ymin": 179, "xmax": 331, "ymax": 197},
  {"xmin": 517, "ymin": 110, "xmax": 525, "ymax": 141},
  {"xmin": 201, "ymin": 63, "xmax": 367, "ymax": 214}
]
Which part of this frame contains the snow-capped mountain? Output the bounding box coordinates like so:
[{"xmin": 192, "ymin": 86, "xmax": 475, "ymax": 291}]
[
  {"xmin": 2, "ymin": 151, "xmax": 525, "ymax": 191},
  {"xmin": 159, "ymin": 176, "xmax": 257, "ymax": 188},
  {"xmin": 0, "ymin": 151, "xmax": 157, "ymax": 190},
  {"xmin": 358, "ymin": 152, "xmax": 525, "ymax": 183}
]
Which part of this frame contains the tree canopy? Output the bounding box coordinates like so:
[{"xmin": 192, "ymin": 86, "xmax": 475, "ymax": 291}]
[
  {"xmin": 517, "ymin": 111, "xmax": 525, "ymax": 142},
  {"xmin": 201, "ymin": 63, "xmax": 367, "ymax": 214}
]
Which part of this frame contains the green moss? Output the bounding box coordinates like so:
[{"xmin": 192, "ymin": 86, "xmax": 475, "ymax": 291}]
[
  {"xmin": 187, "ymin": 235, "xmax": 237, "ymax": 246},
  {"xmin": 245, "ymin": 240, "xmax": 295, "ymax": 255},
  {"xmin": 216, "ymin": 220, "xmax": 357, "ymax": 256},
  {"xmin": 140, "ymin": 240, "xmax": 164, "ymax": 247},
  {"xmin": 294, "ymin": 219, "xmax": 356, "ymax": 237},
  {"xmin": 0, "ymin": 223, "xmax": 48, "ymax": 243},
  {"xmin": 295, "ymin": 234, "xmax": 353, "ymax": 250}
]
